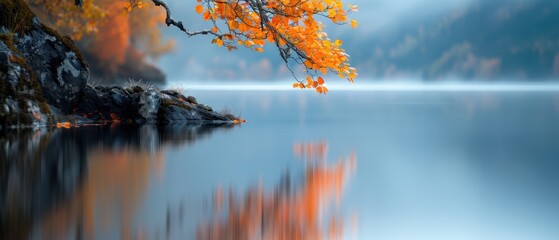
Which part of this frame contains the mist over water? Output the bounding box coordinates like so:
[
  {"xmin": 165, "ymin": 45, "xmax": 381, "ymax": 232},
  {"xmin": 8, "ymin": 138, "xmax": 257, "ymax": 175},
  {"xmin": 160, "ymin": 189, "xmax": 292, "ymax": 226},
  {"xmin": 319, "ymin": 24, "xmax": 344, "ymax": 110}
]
[{"xmin": 2, "ymin": 90, "xmax": 559, "ymax": 239}]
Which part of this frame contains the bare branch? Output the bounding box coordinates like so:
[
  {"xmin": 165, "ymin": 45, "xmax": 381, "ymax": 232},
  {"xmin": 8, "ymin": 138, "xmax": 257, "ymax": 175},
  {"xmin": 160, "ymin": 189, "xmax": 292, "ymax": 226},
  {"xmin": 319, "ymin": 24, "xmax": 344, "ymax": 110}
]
[{"xmin": 149, "ymin": 0, "xmax": 223, "ymax": 38}]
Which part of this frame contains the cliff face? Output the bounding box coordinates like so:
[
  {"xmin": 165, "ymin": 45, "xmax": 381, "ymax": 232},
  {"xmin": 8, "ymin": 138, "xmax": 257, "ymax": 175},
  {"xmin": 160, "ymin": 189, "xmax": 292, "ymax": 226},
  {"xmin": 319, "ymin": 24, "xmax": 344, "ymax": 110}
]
[
  {"xmin": 15, "ymin": 23, "xmax": 89, "ymax": 113},
  {"xmin": 1, "ymin": 0, "xmax": 240, "ymax": 129},
  {"xmin": 1, "ymin": 0, "xmax": 89, "ymax": 127}
]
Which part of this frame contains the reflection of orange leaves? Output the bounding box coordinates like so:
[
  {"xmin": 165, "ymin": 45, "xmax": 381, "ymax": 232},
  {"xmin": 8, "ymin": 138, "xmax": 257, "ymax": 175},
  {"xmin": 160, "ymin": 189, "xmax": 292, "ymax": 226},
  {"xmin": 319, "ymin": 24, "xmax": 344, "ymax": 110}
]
[
  {"xmin": 294, "ymin": 141, "xmax": 328, "ymax": 162},
  {"xmin": 198, "ymin": 149, "xmax": 356, "ymax": 240},
  {"xmin": 56, "ymin": 122, "xmax": 72, "ymax": 128},
  {"xmin": 110, "ymin": 113, "xmax": 121, "ymax": 123},
  {"xmin": 38, "ymin": 147, "xmax": 161, "ymax": 239}
]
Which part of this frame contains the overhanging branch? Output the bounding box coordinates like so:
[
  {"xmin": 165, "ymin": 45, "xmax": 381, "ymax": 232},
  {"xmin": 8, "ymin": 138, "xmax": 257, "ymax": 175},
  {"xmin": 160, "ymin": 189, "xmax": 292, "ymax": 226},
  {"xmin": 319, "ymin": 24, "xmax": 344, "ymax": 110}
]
[{"xmin": 150, "ymin": 0, "xmax": 223, "ymax": 37}]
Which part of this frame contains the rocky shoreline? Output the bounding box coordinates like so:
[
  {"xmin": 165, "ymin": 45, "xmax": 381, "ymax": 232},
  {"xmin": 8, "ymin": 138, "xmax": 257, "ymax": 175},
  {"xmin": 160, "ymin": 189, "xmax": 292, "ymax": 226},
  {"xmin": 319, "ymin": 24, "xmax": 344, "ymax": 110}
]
[
  {"xmin": 0, "ymin": 0, "xmax": 241, "ymax": 129},
  {"xmin": 72, "ymin": 85, "xmax": 240, "ymax": 125}
]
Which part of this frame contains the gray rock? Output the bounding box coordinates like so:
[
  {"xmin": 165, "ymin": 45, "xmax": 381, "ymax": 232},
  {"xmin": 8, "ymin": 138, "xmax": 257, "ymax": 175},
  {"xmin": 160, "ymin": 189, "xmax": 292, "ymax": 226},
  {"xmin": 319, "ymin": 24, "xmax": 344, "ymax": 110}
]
[
  {"xmin": 193, "ymin": 104, "xmax": 232, "ymax": 122},
  {"xmin": 132, "ymin": 86, "xmax": 144, "ymax": 93},
  {"xmin": 199, "ymin": 104, "xmax": 213, "ymax": 112},
  {"xmin": 158, "ymin": 105, "xmax": 201, "ymax": 123},
  {"xmin": 1, "ymin": 40, "xmax": 47, "ymax": 126},
  {"xmin": 160, "ymin": 90, "xmax": 187, "ymax": 101},
  {"xmin": 186, "ymin": 96, "xmax": 198, "ymax": 104},
  {"xmin": 108, "ymin": 88, "xmax": 130, "ymax": 108},
  {"xmin": 13, "ymin": 18, "xmax": 89, "ymax": 113},
  {"xmin": 0, "ymin": 42, "xmax": 26, "ymax": 89},
  {"xmin": 137, "ymin": 90, "xmax": 160, "ymax": 122}
]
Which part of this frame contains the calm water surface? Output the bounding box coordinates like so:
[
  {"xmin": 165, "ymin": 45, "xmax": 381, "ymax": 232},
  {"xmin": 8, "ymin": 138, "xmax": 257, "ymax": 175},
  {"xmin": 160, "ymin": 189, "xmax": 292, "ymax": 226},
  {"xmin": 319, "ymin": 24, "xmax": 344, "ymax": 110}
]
[{"xmin": 2, "ymin": 90, "xmax": 559, "ymax": 239}]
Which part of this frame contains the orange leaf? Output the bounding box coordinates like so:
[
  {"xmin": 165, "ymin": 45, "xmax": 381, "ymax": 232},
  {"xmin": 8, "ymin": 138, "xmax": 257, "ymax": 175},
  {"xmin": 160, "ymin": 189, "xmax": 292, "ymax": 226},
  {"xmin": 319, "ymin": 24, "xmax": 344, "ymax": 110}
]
[
  {"xmin": 215, "ymin": 38, "xmax": 224, "ymax": 47},
  {"xmin": 350, "ymin": 20, "xmax": 358, "ymax": 28},
  {"xmin": 316, "ymin": 86, "xmax": 328, "ymax": 94},
  {"xmin": 306, "ymin": 76, "xmax": 313, "ymax": 86},
  {"xmin": 195, "ymin": 5, "xmax": 204, "ymax": 14},
  {"xmin": 203, "ymin": 11, "xmax": 211, "ymax": 20},
  {"xmin": 317, "ymin": 76, "xmax": 325, "ymax": 85}
]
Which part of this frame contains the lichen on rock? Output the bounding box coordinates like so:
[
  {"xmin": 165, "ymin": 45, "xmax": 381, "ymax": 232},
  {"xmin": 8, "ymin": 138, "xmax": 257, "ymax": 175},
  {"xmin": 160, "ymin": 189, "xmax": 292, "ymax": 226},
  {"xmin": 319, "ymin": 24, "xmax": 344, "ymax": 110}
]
[
  {"xmin": 1, "ymin": 0, "xmax": 88, "ymax": 127},
  {"xmin": 137, "ymin": 89, "xmax": 160, "ymax": 122}
]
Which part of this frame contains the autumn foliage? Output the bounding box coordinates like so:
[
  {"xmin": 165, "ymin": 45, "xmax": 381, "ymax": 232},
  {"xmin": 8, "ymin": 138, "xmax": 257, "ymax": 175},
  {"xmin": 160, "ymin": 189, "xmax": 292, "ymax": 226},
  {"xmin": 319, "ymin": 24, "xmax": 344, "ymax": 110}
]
[
  {"xmin": 27, "ymin": 0, "xmax": 174, "ymax": 79},
  {"xmin": 28, "ymin": 0, "xmax": 358, "ymax": 93},
  {"xmin": 130, "ymin": 0, "xmax": 358, "ymax": 93}
]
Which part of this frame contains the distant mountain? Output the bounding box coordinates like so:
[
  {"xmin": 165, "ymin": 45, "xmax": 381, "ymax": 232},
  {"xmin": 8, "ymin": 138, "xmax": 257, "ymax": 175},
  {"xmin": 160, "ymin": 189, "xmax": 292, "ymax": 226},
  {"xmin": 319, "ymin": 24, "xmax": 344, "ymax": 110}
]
[{"xmin": 348, "ymin": 0, "xmax": 559, "ymax": 80}]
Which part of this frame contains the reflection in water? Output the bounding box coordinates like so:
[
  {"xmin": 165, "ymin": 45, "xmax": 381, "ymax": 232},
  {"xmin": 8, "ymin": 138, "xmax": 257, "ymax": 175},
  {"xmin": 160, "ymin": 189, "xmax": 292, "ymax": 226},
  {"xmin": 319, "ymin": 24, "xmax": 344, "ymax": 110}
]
[
  {"xmin": 1, "ymin": 125, "xmax": 356, "ymax": 239},
  {"xmin": 198, "ymin": 142, "xmax": 356, "ymax": 240},
  {"xmin": 4, "ymin": 91, "xmax": 557, "ymax": 239},
  {"xmin": 38, "ymin": 145, "xmax": 161, "ymax": 240},
  {"xmin": 0, "ymin": 123, "xmax": 234, "ymax": 240}
]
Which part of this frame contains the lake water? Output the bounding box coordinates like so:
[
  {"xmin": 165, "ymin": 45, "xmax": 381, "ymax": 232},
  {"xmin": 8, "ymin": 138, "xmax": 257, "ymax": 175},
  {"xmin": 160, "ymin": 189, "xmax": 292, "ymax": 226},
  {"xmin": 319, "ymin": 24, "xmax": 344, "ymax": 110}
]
[{"xmin": 2, "ymin": 90, "xmax": 559, "ymax": 239}]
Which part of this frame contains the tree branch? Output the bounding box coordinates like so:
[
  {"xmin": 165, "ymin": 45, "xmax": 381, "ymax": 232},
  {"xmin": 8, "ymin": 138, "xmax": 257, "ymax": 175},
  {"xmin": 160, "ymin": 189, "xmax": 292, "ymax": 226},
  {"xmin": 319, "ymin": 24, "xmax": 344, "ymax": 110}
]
[{"xmin": 150, "ymin": 0, "xmax": 222, "ymax": 37}]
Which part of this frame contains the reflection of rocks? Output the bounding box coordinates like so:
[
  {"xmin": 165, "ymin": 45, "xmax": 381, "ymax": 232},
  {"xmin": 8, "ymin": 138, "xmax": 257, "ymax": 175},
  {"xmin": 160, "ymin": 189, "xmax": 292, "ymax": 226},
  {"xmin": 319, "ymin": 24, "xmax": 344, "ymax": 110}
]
[
  {"xmin": 0, "ymin": 129, "xmax": 88, "ymax": 239},
  {"xmin": 0, "ymin": 123, "xmax": 234, "ymax": 239},
  {"xmin": 67, "ymin": 123, "xmax": 235, "ymax": 151}
]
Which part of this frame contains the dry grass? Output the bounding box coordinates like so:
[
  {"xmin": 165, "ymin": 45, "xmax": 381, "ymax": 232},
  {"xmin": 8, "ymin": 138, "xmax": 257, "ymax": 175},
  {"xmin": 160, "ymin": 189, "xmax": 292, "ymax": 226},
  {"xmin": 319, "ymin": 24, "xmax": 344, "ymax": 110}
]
[
  {"xmin": 124, "ymin": 78, "xmax": 155, "ymax": 90},
  {"xmin": 86, "ymin": 78, "xmax": 99, "ymax": 88},
  {"xmin": 220, "ymin": 107, "xmax": 241, "ymax": 120},
  {"xmin": 167, "ymin": 85, "xmax": 188, "ymax": 94}
]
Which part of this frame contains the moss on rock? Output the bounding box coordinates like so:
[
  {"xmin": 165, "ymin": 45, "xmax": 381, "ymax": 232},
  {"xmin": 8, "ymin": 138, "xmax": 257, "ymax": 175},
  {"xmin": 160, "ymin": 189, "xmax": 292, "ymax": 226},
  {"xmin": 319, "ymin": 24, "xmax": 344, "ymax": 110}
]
[
  {"xmin": 40, "ymin": 25, "xmax": 89, "ymax": 68},
  {"xmin": 0, "ymin": 0, "xmax": 35, "ymax": 34}
]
